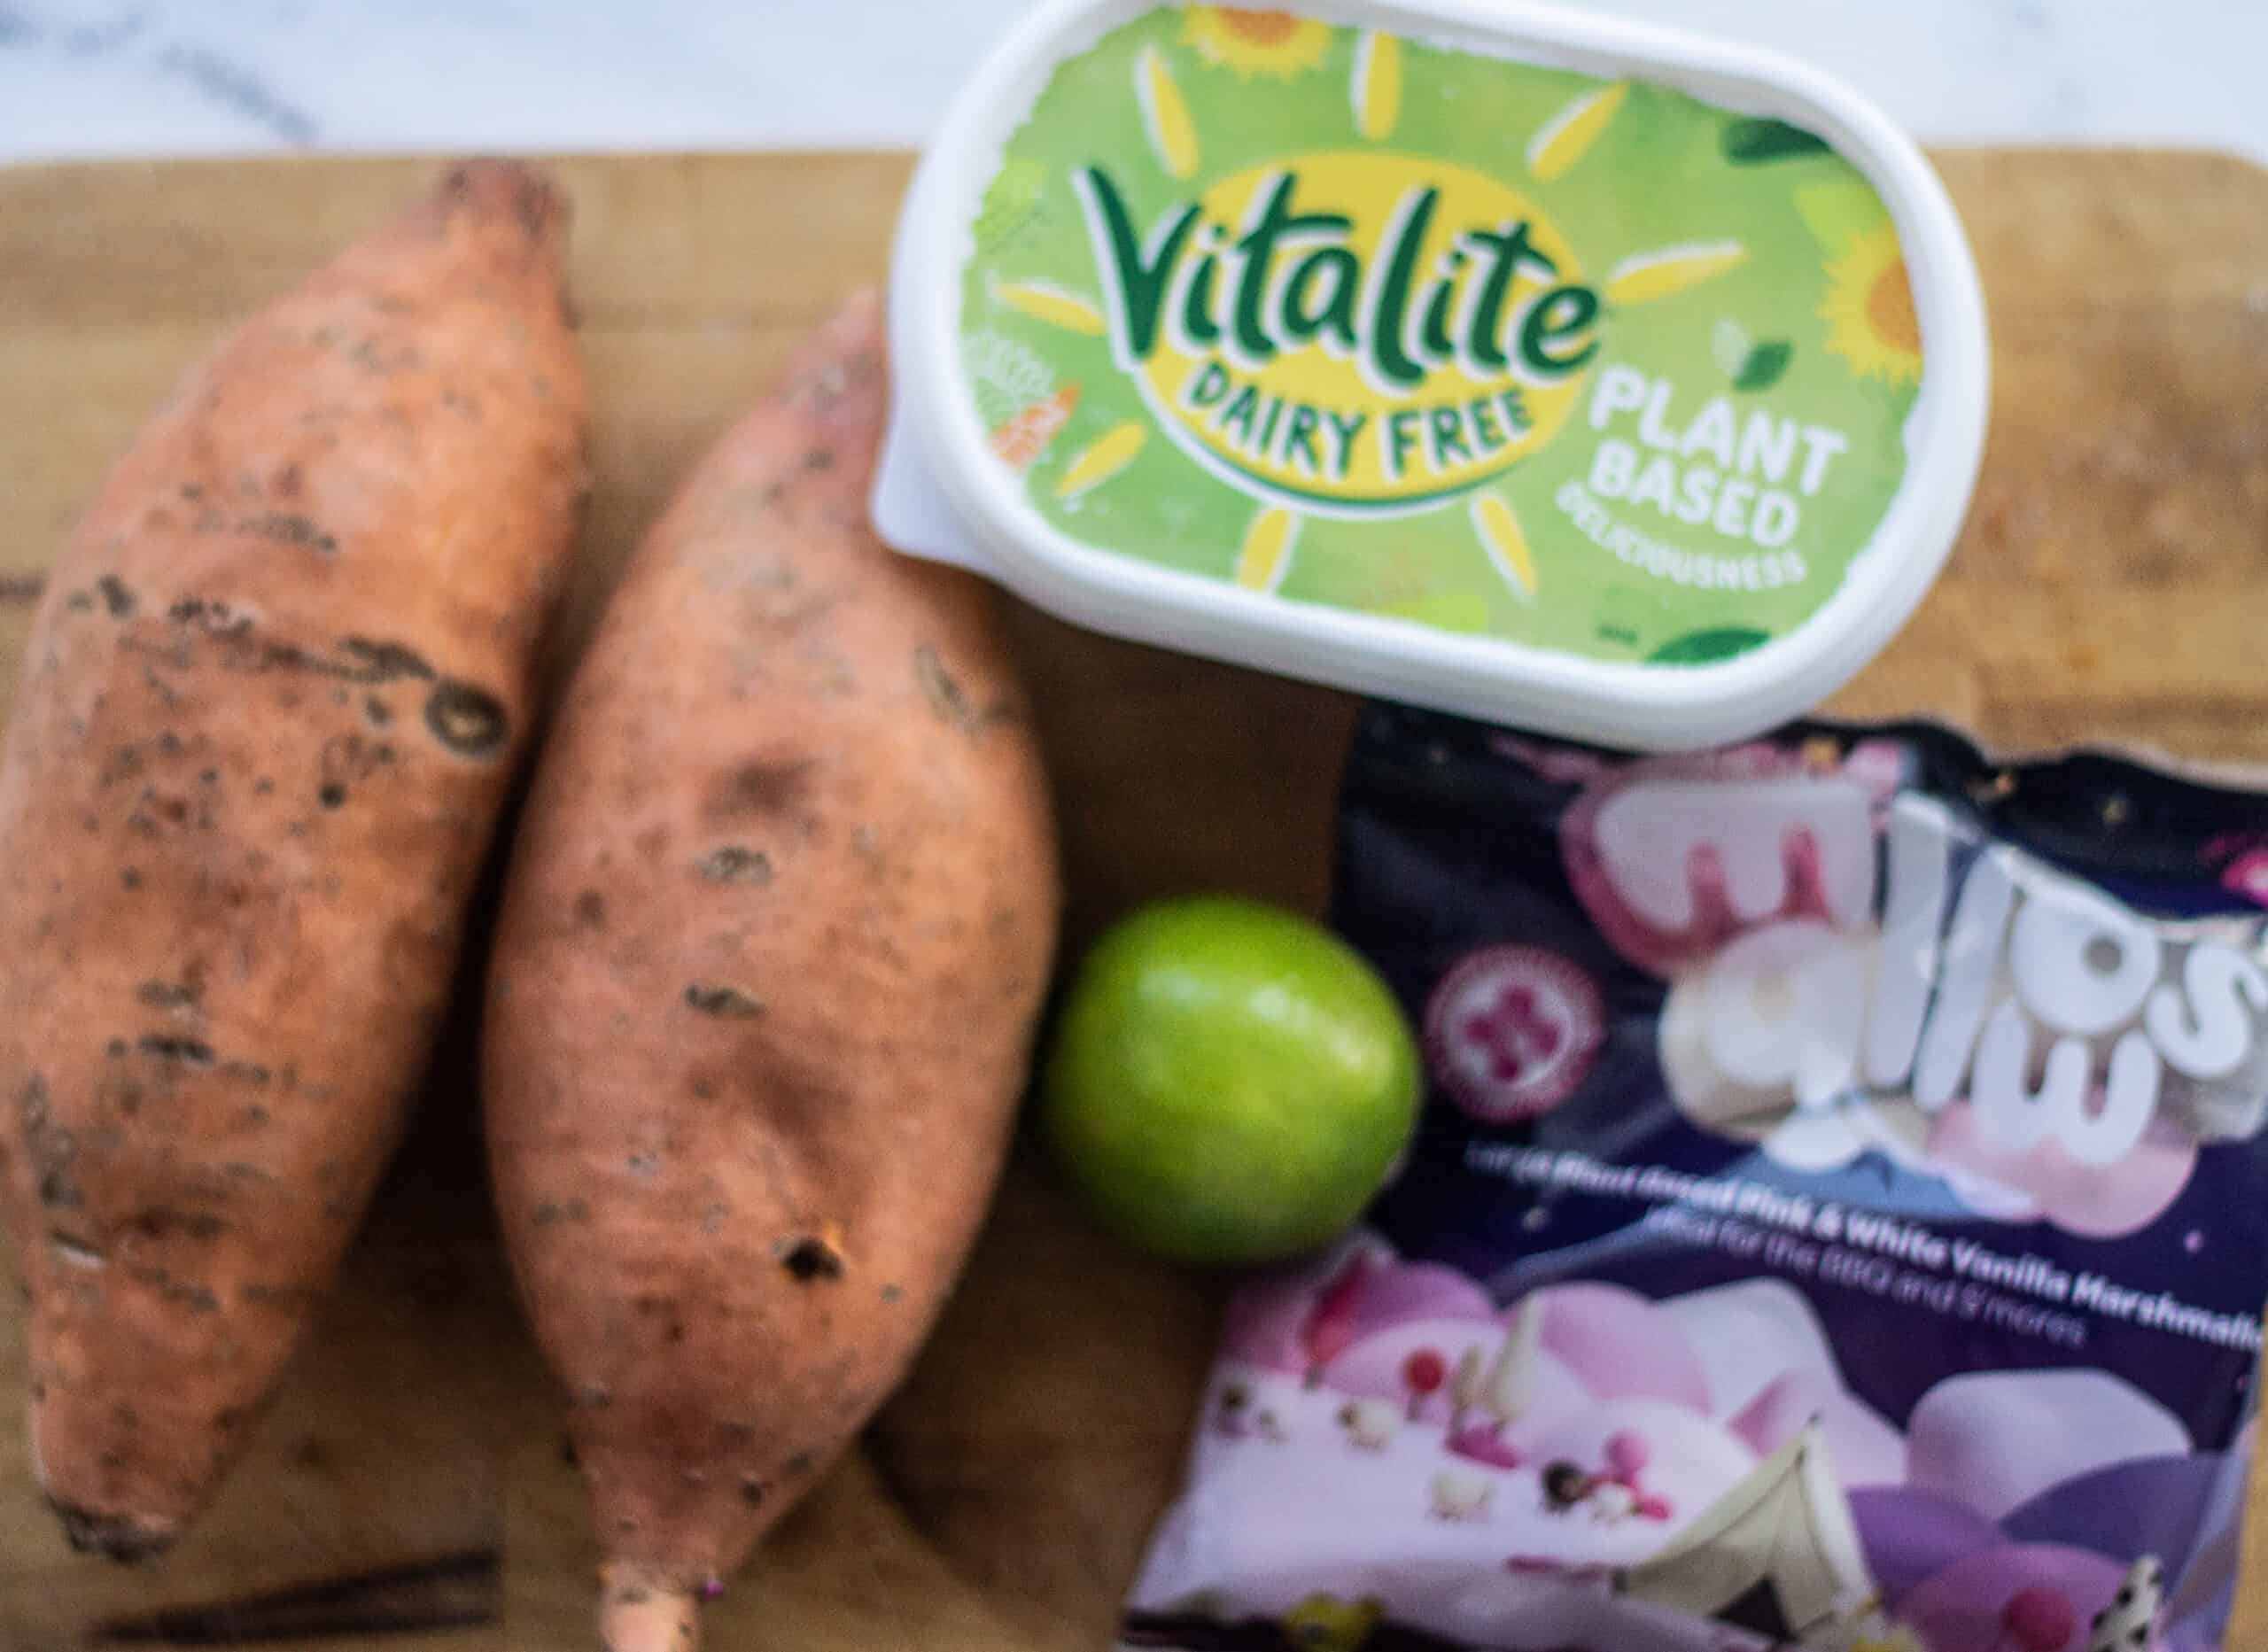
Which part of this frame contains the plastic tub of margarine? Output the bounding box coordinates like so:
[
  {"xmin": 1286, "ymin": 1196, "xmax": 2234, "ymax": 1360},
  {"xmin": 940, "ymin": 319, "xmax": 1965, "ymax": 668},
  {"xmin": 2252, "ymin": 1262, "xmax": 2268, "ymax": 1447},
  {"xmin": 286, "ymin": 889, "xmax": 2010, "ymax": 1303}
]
[{"xmin": 873, "ymin": 0, "xmax": 1989, "ymax": 748}]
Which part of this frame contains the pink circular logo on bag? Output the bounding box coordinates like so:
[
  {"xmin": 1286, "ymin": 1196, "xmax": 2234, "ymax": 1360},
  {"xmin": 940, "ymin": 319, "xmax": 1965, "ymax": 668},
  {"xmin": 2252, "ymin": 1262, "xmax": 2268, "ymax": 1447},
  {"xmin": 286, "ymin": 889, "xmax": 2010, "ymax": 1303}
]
[{"xmin": 1426, "ymin": 946, "xmax": 1605, "ymax": 1124}]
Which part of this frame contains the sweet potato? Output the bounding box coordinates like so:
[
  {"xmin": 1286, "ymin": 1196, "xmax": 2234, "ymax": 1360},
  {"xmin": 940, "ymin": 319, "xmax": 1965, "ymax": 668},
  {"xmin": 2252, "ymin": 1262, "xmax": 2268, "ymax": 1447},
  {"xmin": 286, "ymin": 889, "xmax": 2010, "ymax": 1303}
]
[
  {"xmin": 483, "ymin": 292, "xmax": 1059, "ymax": 1650},
  {"xmin": 0, "ymin": 161, "xmax": 589, "ymax": 1555}
]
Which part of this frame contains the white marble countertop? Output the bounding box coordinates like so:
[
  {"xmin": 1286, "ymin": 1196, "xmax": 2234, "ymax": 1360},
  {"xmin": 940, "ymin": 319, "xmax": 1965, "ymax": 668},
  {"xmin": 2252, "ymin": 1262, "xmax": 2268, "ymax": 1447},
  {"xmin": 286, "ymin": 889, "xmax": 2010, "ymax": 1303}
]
[{"xmin": 1, "ymin": 0, "xmax": 2264, "ymax": 164}]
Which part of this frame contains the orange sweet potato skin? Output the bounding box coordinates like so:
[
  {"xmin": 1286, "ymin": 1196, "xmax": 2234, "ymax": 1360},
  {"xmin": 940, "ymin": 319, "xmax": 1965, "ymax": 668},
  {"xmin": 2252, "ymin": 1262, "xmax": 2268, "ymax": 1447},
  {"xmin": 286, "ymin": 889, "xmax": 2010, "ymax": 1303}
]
[
  {"xmin": 0, "ymin": 162, "xmax": 588, "ymax": 1554},
  {"xmin": 482, "ymin": 294, "xmax": 1059, "ymax": 1635}
]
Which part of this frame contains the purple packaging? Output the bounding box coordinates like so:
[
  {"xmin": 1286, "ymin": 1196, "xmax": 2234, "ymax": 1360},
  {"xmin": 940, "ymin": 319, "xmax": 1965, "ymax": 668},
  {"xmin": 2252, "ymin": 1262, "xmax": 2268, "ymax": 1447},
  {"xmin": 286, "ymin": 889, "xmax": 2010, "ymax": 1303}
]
[{"xmin": 1122, "ymin": 706, "xmax": 2268, "ymax": 1652}]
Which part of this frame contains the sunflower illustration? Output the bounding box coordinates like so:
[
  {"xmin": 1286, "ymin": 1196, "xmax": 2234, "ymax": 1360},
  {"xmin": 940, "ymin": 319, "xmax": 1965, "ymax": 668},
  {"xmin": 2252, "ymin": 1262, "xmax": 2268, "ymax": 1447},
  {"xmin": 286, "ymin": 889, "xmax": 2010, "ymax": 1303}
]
[
  {"xmin": 1820, "ymin": 221, "xmax": 1921, "ymax": 385},
  {"xmin": 1180, "ymin": 6, "xmax": 1332, "ymax": 79}
]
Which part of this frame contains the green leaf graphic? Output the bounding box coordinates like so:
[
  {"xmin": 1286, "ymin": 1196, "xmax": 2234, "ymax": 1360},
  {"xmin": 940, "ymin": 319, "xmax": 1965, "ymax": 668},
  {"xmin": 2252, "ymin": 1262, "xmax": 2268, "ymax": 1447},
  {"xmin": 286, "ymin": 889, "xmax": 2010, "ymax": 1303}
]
[
  {"xmin": 1733, "ymin": 340, "xmax": 1793, "ymax": 392},
  {"xmin": 1723, "ymin": 118, "xmax": 1832, "ymax": 165},
  {"xmin": 1648, "ymin": 627, "xmax": 1770, "ymax": 665}
]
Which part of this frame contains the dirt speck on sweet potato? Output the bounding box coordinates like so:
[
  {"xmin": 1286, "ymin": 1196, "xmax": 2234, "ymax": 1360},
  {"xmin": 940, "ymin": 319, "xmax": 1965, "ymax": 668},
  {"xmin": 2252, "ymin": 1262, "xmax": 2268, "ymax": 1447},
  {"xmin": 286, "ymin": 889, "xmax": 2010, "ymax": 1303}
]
[
  {"xmin": 136, "ymin": 1035, "xmax": 215, "ymax": 1068},
  {"xmin": 777, "ymin": 1237, "xmax": 843, "ymax": 1283},
  {"xmin": 423, "ymin": 679, "xmax": 509, "ymax": 757},
  {"xmin": 681, "ymin": 984, "xmax": 762, "ymax": 1020},
  {"xmin": 703, "ymin": 760, "xmax": 811, "ymax": 822},
  {"xmin": 693, "ymin": 846, "xmax": 771, "ymax": 886}
]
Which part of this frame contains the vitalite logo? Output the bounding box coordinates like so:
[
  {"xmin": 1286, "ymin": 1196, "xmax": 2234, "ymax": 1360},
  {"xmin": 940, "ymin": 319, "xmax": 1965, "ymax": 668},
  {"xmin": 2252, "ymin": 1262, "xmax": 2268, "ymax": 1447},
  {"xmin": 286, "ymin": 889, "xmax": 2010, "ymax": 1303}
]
[{"xmin": 1075, "ymin": 154, "xmax": 1603, "ymax": 515}]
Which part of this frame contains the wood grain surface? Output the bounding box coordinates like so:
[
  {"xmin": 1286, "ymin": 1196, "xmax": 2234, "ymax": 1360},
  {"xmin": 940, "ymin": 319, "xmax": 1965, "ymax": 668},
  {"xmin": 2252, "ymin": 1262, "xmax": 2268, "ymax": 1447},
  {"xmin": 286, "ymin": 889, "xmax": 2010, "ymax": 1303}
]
[{"xmin": 0, "ymin": 149, "xmax": 2262, "ymax": 1650}]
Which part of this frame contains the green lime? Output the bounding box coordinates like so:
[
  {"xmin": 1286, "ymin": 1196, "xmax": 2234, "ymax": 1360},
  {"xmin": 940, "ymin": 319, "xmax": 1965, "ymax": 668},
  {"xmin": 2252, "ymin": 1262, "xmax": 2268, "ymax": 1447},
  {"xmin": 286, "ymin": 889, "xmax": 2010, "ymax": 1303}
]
[{"xmin": 1042, "ymin": 896, "xmax": 1421, "ymax": 1266}]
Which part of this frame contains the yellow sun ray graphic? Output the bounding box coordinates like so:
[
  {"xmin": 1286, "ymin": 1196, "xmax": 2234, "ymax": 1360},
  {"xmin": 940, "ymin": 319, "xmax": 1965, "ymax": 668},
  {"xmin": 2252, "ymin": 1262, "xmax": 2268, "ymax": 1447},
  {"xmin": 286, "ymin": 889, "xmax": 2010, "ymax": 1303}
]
[
  {"xmin": 1136, "ymin": 44, "xmax": 1200, "ymax": 178},
  {"xmin": 1234, "ymin": 506, "xmax": 1299, "ymax": 592},
  {"xmin": 1350, "ymin": 30, "xmax": 1402, "ymax": 141},
  {"xmin": 1469, "ymin": 493, "xmax": 1537, "ymax": 601},
  {"xmin": 1604, "ymin": 240, "xmax": 1748, "ymax": 306},
  {"xmin": 1054, "ymin": 422, "xmax": 1147, "ymax": 500},
  {"xmin": 1526, "ymin": 81, "xmax": 1628, "ymax": 182},
  {"xmin": 1181, "ymin": 7, "xmax": 1332, "ymax": 80},
  {"xmin": 993, "ymin": 279, "xmax": 1107, "ymax": 337},
  {"xmin": 1819, "ymin": 221, "xmax": 1922, "ymax": 384}
]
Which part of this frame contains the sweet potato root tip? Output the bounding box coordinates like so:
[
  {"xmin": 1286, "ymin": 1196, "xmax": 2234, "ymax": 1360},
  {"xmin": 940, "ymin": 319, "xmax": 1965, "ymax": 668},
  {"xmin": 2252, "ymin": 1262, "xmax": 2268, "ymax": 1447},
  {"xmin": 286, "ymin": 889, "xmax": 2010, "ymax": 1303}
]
[
  {"xmin": 598, "ymin": 1569, "xmax": 701, "ymax": 1652},
  {"xmin": 438, "ymin": 158, "xmax": 571, "ymax": 248},
  {"xmin": 44, "ymin": 1494, "xmax": 175, "ymax": 1563}
]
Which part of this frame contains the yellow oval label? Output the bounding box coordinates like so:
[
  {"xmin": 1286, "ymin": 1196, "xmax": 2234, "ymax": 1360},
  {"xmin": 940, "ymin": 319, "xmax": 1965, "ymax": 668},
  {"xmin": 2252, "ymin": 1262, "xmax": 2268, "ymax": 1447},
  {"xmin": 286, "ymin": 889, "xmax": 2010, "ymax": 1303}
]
[{"xmin": 1078, "ymin": 151, "xmax": 1597, "ymax": 514}]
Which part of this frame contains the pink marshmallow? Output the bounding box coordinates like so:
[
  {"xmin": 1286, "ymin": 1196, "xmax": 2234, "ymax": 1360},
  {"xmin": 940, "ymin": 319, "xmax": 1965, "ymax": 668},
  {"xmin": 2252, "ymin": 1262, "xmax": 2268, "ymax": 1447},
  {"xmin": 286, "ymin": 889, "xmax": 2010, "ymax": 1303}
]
[
  {"xmin": 1925, "ymin": 1102, "xmax": 2196, "ymax": 1239},
  {"xmin": 1526, "ymin": 1284, "xmax": 1713, "ymax": 1411},
  {"xmin": 1729, "ymin": 1369, "xmax": 1907, "ymax": 1487},
  {"xmin": 1908, "ymin": 1369, "xmax": 2189, "ymax": 1523},
  {"xmin": 1323, "ymin": 1317, "xmax": 1503, "ymax": 1414}
]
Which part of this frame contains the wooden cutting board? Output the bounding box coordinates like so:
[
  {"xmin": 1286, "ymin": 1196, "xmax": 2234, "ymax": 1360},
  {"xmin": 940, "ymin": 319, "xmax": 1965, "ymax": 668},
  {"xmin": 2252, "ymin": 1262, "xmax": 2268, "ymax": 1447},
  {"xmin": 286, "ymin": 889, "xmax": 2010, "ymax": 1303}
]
[{"xmin": 0, "ymin": 150, "xmax": 2264, "ymax": 1651}]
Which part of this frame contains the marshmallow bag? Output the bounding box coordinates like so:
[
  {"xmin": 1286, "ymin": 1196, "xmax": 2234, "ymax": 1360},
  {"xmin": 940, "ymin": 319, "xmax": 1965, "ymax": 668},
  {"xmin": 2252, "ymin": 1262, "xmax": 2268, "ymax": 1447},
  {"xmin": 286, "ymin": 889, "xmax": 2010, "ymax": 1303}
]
[{"xmin": 1123, "ymin": 706, "xmax": 2268, "ymax": 1652}]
